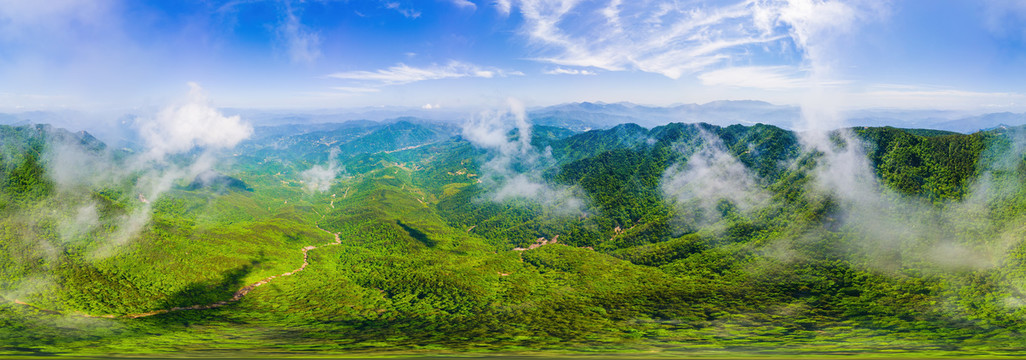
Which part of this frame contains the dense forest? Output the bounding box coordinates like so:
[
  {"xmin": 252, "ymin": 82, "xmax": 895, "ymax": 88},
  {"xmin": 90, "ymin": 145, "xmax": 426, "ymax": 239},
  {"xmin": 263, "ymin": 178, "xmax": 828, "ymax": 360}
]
[{"xmin": 2, "ymin": 118, "xmax": 1026, "ymax": 357}]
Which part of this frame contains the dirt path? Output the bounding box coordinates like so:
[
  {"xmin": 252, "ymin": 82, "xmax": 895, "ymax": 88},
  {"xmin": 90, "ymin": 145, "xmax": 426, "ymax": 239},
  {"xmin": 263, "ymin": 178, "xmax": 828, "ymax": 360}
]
[{"xmin": 6, "ymin": 227, "xmax": 342, "ymax": 319}]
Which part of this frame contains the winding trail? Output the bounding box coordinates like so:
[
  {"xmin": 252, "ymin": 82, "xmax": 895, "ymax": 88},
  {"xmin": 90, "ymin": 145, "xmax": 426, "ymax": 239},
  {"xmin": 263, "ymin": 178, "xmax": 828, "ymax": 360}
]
[{"xmin": 6, "ymin": 227, "xmax": 342, "ymax": 319}]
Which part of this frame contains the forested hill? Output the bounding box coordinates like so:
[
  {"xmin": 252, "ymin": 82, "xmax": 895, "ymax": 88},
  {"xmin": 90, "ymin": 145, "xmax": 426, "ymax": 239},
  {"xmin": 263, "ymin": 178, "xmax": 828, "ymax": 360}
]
[{"xmin": 3, "ymin": 119, "xmax": 1026, "ymax": 356}]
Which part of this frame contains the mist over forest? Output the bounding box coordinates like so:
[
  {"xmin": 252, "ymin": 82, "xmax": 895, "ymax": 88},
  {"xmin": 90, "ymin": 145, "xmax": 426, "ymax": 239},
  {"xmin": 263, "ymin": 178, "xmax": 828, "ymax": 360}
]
[
  {"xmin": 4, "ymin": 0, "xmax": 1026, "ymax": 357},
  {"xmin": 3, "ymin": 88, "xmax": 1026, "ymax": 356}
]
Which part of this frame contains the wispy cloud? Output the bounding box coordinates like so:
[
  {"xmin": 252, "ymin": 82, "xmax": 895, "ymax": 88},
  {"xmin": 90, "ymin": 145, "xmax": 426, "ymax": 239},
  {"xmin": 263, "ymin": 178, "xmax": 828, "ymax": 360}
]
[
  {"xmin": 448, "ymin": 0, "xmax": 477, "ymax": 10},
  {"xmin": 277, "ymin": 3, "xmax": 321, "ymax": 64},
  {"xmin": 771, "ymin": 0, "xmax": 882, "ymax": 77},
  {"xmin": 327, "ymin": 61, "xmax": 522, "ymax": 85},
  {"xmin": 385, "ymin": 1, "xmax": 421, "ymax": 18},
  {"xmin": 662, "ymin": 129, "xmax": 770, "ymax": 226},
  {"xmin": 543, "ymin": 67, "xmax": 596, "ymax": 75},
  {"xmin": 501, "ymin": 0, "xmax": 883, "ymax": 80},
  {"xmin": 494, "ymin": 0, "xmax": 512, "ymax": 15},
  {"xmin": 72, "ymin": 82, "xmax": 256, "ymax": 257}
]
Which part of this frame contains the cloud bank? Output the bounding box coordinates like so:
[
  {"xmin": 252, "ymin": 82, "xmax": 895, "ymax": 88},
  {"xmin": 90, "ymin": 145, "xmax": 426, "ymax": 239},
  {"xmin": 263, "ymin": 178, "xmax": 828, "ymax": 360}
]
[{"xmin": 328, "ymin": 61, "xmax": 522, "ymax": 86}]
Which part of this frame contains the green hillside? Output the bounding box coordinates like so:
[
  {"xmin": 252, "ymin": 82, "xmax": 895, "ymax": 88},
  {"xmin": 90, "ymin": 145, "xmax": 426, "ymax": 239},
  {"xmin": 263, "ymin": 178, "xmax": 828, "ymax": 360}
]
[{"xmin": 3, "ymin": 121, "xmax": 1026, "ymax": 357}]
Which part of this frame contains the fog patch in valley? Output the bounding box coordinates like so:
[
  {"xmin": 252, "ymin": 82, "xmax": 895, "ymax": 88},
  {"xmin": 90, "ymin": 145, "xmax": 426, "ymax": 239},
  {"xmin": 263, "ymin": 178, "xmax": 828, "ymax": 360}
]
[
  {"xmin": 89, "ymin": 83, "xmax": 253, "ymax": 259},
  {"xmin": 661, "ymin": 129, "xmax": 770, "ymax": 227},
  {"xmin": 2, "ymin": 83, "xmax": 254, "ymax": 302},
  {"xmin": 754, "ymin": 0, "xmax": 1003, "ymax": 275},
  {"xmin": 785, "ymin": 87, "xmax": 1005, "ymax": 275},
  {"xmin": 301, "ymin": 148, "xmax": 343, "ymax": 193},
  {"xmin": 461, "ymin": 99, "xmax": 585, "ymax": 214}
]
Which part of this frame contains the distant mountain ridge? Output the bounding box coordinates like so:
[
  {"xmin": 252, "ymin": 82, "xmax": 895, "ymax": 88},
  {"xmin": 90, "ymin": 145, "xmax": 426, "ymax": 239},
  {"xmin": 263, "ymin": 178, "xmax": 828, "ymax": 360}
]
[
  {"xmin": 528, "ymin": 100, "xmax": 801, "ymax": 131},
  {"xmin": 3, "ymin": 103, "xmax": 1026, "ymax": 144},
  {"xmin": 527, "ymin": 101, "xmax": 1026, "ymax": 134}
]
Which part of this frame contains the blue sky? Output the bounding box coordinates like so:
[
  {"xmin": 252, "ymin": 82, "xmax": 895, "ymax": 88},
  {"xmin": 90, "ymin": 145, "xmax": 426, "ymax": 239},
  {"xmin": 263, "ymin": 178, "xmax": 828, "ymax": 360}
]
[{"xmin": 0, "ymin": 0, "xmax": 1024, "ymax": 112}]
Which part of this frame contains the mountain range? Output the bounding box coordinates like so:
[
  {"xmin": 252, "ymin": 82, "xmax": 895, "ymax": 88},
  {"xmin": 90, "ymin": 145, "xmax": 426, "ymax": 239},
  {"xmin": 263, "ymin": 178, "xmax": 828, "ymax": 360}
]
[
  {"xmin": 3, "ymin": 101, "xmax": 1025, "ymax": 147},
  {"xmin": 2, "ymin": 115, "xmax": 1026, "ymax": 356}
]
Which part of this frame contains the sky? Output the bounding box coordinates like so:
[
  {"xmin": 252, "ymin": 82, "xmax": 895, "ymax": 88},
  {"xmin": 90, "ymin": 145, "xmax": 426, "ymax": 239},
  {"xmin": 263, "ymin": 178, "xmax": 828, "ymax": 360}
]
[{"xmin": 0, "ymin": 0, "xmax": 1024, "ymax": 113}]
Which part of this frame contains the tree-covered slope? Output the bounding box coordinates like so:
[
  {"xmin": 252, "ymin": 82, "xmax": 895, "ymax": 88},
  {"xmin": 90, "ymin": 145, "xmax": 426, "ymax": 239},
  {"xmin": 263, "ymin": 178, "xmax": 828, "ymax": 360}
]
[{"xmin": 3, "ymin": 121, "xmax": 1026, "ymax": 357}]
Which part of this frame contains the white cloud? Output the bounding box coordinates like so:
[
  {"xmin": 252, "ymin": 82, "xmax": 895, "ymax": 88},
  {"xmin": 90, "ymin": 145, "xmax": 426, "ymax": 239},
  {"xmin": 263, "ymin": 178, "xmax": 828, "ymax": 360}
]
[
  {"xmin": 137, "ymin": 82, "xmax": 253, "ymax": 161},
  {"xmin": 767, "ymin": 0, "xmax": 887, "ymax": 131},
  {"xmin": 385, "ymin": 1, "xmax": 421, "ymax": 18},
  {"xmin": 327, "ymin": 61, "xmax": 521, "ymax": 85},
  {"xmin": 462, "ymin": 99, "xmax": 532, "ymax": 154},
  {"xmin": 277, "ymin": 4, "xmax": 321, "ymax": 64},
  {"xmin": 71, "ymin": 83, "xmax": 256, "ymax": 258},
  {"xmin": 110, "ymin": 83, "xmax": 254, "ymax": 255},
  {"xmin": 494, "ymin": 0, "xmax": 511, "ymax": 15},
  {"xmin": 508, "ymin": 0, "xmax": 777, "ymax": 78},
  {"xmin": 772, "ymin": 0, "xmax": 884, "ymax": 78},
  {"xmin": 543, "ymin": 67, "xmax": 596, "ymax": 75},
  {"xmin": 449, "ymin": 0, "xmax": 477, "ymax": 10},
  {"xmin": 421, "ymin": 103, "xmax": 440, "ymax": 109}
]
